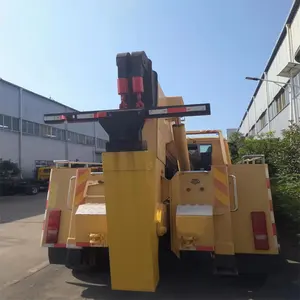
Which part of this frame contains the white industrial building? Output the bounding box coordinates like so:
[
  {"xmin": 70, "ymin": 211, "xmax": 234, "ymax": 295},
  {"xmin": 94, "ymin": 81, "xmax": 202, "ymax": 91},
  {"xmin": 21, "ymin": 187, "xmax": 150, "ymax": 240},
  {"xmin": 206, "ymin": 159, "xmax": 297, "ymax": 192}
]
[
  {"xmin": 0, "ymin": 78, "xmax": 108, "ymax": 177},
  {"xmin": 238, "ymin": 0, "xmax": 300, "ymax": 137}
]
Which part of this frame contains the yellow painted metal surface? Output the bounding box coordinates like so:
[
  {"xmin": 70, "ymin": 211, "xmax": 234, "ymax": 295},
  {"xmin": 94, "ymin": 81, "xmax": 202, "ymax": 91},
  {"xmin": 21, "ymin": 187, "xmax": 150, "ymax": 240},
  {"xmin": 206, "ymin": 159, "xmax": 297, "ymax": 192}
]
[
  {"xmin": 41, "ymin": 167, "xmax": 107, "ymax": 247},
  {"xmin": 172, "ymin": 124, "xmax": 191, "ymax": 171},
  {"xmin": 43, "ymin": 168, "xmax": 77, "ymax": 245},
  {"xmin": 229, "ymin": 164, "xmax": 279, "ymax": 254},
  {"xmin": 170, "ymin": 173, "xmax": 180, "ymax": 257},
  {"xmin": 177, "ymin": 172, "xmax": 213, "ymax": 205},
  {"xmin": 212, "ymin": 165, "xmax": 235, "ymax": 255},
  {"xmin": 75, "ymin": 213, "xmax": 108, "ymax": 246},
  {"xmin": 74, "ymin": 168, "xmax": 90, "ymax": 206},
  {"xmin": 170, "ymin": 172, "xmax": 213, "ymax": 256},
  {"xmin": 176, "ymin": 214, "xmax": 214, "ymax": 251},
  {"xmin": 159, "ymin": 96, "xmax": 184, "ymax": 107},
  {"xmin": 103, "ymin": 151, "xmax": 160, "ymax": 292},
  {"xmin": 71, "ymin": 171, "xmax": 106, "ymax": 246},
  {"xmin": 171, "ymin": 169, "xmax": 235, "ymax": 255}
]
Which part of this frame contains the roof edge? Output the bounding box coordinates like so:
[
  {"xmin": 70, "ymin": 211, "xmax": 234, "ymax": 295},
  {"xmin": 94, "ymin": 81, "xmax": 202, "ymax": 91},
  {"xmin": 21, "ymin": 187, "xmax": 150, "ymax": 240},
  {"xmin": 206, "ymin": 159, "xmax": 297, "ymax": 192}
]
[{"xmin": 0, "ymin": 77, "xmax": 79, "ymax": 112}]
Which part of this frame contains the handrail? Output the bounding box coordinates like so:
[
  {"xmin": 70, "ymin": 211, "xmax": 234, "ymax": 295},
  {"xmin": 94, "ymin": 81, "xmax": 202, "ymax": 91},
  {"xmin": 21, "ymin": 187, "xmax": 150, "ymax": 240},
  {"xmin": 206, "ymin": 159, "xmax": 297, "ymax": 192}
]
[
  {"xmin": 186, "ymin": 130, "xmax": 221, "ymax": 135},
  {"xmin": 229, "ymin": 175, "xmax": 238, "ymax": 212},
  {"xmin": 67, "ymin": 176, "xmax": 76, "ymax": 210},
  {"xmin": 53, "ymin": 160, "xmax": 102, "ymax": 168},
  {"xmin": 239, "ymin": 154, "xmax": 265, "ymax": 164}
]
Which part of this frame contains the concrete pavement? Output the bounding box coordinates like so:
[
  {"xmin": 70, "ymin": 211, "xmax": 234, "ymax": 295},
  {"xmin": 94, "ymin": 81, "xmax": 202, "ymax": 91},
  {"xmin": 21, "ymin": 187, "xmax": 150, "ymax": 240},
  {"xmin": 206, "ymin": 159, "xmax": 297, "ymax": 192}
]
[
  {"xmin": 0, "ymin": 259, "xmax": 299, "ymax": 299},
  {"xmin": 0, "ymin": 194, "xmax": 299, "ymax": 299},
  {"xmin": 0, "ymin": 194, "xmax": 47, "ymax": 289}
]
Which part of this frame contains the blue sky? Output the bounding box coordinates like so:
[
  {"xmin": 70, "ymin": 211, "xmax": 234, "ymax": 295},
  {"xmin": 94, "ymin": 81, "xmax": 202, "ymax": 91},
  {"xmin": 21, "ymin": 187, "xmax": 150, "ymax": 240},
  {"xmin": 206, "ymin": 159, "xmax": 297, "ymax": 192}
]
[{"xmin": 0, "ymin": 0, "xmax": 293, "ymax": 134}]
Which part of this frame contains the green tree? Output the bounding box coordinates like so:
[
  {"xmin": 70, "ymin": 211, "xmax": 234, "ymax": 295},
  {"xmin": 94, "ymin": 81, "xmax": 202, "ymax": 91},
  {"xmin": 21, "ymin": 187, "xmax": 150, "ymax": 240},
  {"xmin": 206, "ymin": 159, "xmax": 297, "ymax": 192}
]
[
  {"xmin": 0, "ymin": 160, "xmax": 20, "ymax": 178},
  {"xmin": 228, "ymin": 132, "xmax": 245, "ymax": 163}
]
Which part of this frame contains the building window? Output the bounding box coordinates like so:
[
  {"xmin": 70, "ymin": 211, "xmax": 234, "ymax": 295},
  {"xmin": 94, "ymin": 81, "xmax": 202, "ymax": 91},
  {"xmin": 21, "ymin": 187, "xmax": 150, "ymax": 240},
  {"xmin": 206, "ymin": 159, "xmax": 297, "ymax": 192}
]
[
  {"xmin": 284, "ymin": 85, "xmax": 290, "ymax": 105},
  {"xmin": 268, "ymin": 87, "xmax": 290, "ymax": 121},
  {"xmin": 78, "ymin": 134, "xmax": 86, "ymax": 144},
  {"xmin": 249, "ymin": 125, "xmax": 255, "ymax": 136},
  {"xmin": 86, "ymin": 136, "xmax": 95, "ymax": 146},
  {"xmin": 56, "ymin": 128, "xmax": 64, "ymax": 140},
  {"xmin": 3, "ymin": 115, "xmax": 11, "ymax": 130},
  {"xmin": 97, "ymin": 138, "xmax": 107, "ymax": 149},
  {"xmin": 0, "ymin": 114, "xmax": 12, "ymax": 130},
  {"xmin": 12, "ymin": 117, "xmax": 20, "ymax": 132},
  {"xmin": 269, "ymin": 100, "xmax": 277, "ymax": 120},
  {"xmin": 0, "ymin": 112, "xmax": 108, "ymax": 147},
  {"xmin": 294, "ymin": 73, "xmax": 300, "ymax": 97},
  {"xmin": 51, "ymin": 127, "xmax": 58, "ymax": 139},
  {"xmin": 22, "ymin": 120, "xmax": 28, "ymax": 133},
  {"xmin": 257, "ymin": 110, "xmax": 267, "ymax": 132},
  {"xmin": 67, "ymin": 131, "xmax": 77, "ymax": 143},
  {"xmin": 27, "ymin": 121, "xmax": 34, "ymax": 135},
  {"xmin": 276, "ymin": 91, "xmax": 286, "ymax": 112},
  {"xmin": 34, "ymin": 123, "xmax": 40, "ymax": 136}
]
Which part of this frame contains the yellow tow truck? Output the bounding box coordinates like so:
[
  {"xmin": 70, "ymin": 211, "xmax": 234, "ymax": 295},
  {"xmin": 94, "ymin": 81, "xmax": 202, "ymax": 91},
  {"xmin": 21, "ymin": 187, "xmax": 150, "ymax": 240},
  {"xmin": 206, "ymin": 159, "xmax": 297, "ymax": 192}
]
[{"xmin": 41, "ymin": 51, "xmax": 281, "ymax": 293}]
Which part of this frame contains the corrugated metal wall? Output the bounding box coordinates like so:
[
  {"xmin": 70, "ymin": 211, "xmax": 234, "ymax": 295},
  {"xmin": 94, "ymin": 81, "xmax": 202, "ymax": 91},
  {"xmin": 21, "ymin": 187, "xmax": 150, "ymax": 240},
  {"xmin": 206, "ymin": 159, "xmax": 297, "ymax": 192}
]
[{"xmin": 0, "ymin": 79, "xmax": 108, "ymax": 177}]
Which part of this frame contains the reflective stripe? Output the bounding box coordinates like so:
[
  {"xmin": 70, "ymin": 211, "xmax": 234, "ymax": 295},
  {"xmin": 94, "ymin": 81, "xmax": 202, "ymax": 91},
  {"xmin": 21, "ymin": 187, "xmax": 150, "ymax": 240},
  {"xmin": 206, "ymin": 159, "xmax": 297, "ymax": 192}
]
[
  {"xmin": 41, "ymin": 170, "xmax": 53, "ymax": 246},
  {"xmin": 267, "ymin": 189, "xmax": 272, "ymax": 201},
  {"xmin": 77, "ymin": 113, "xmax": 95, "ymax": 119},
  {"xmin": 265, "ymin": 166, "xmax": 269, "ymax": 178},
  {"xmin": 265, "ymin": 165, "xmax": 279, "ymax": 249},
  {"xmin": 44, "ymin": 115, "xmax": 65, "ymax": 122},
  {"xmin": 148, "ymin": 105, "xmax": 207, "ymax": 116},
  {"xmin": 270, "ymin": 211, "xmax": 275, "ymax": 223},
  {"xmin": 148, "ymin": 108, "xmax": 168, "ymax": 115},
  {"xmin": 186, "ymin": 105, "xmax": 207, "ymax": 112}
]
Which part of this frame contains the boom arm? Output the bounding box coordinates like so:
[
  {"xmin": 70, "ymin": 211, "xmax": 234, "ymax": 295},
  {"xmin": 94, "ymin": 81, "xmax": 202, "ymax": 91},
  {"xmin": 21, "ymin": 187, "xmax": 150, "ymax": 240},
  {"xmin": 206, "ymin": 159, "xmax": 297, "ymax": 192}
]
[{"xmin": 44, "ymin": 51, "xmax": 211, "ymax": 153}]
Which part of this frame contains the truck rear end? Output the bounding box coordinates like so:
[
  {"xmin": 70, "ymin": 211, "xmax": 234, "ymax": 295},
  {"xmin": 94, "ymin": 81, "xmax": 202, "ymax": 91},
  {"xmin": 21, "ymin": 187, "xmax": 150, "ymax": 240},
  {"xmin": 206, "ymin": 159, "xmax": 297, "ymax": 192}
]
[{"xmin": 41, "ymin": 51, "xmax": 282, "ymax": 294}]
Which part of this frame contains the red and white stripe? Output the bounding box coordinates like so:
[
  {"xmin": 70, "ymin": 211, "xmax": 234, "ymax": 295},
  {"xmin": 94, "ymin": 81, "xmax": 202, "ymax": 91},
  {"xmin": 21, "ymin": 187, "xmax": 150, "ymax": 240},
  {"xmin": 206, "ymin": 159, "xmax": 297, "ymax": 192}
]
[
  {"xmin": 44, "ymin": 115, "xmax": 66, "ymax": 122},
  {"xmin": 77, "ymin": 111, "xmax": 107, "ymax": 119},
  {"xmin": 148, "ymin": 105, "xmax": 207, "ymax": 116},
  {"xmin": 41, "ymin": 170, "xmax": 53, "ymax": 246},
  {"xmin": 265, "ymin": 166, "xmax": 279, "ymax": 250}
]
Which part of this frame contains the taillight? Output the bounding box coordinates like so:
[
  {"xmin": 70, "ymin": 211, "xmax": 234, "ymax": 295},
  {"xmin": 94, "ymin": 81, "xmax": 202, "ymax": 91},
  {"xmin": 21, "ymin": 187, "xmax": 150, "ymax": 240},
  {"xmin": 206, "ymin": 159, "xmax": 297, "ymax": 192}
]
[
  {"xmin": 251, "ymin": 211, "xmax": 269, "ymax": 250},
  {"xmin": 46, "ymin": 210, "xmax": 61, "ymax": 244}
]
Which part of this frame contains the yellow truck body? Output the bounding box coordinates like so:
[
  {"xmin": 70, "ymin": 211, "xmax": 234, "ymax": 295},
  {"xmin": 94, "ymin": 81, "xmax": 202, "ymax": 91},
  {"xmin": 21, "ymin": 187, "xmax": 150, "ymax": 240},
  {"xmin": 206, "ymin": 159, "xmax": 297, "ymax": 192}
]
[{"xmin": 41, "ymin": 51, "xmax": 280, "ymax": 293}]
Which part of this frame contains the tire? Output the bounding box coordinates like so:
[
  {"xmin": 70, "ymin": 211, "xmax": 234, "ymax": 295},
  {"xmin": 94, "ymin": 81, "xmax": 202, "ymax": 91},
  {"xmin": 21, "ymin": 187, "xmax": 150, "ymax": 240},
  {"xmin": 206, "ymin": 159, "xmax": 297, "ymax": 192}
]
[
  {"xmin": 26, "ymin": 185, "xmax": 39, "ymax": 195},
  {"xmin": 48, "ymin": 248, "xmax": 67, "ymax": 265}
]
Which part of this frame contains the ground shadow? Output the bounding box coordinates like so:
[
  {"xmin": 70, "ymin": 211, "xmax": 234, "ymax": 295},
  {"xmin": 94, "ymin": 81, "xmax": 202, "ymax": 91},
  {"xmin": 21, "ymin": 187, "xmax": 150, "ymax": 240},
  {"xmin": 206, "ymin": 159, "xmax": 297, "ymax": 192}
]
[
  {"xmin": 0, "ymin": 192, "xmax": 46, "ymax": 223},
  {"xmin": 69, "ymin": 252, "xmax": 300, "ymax": 300}
]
